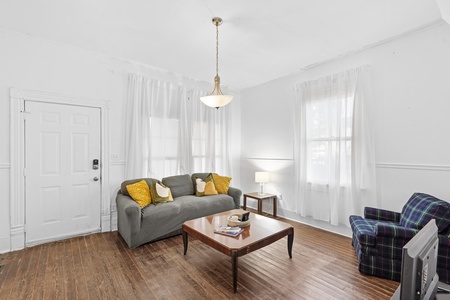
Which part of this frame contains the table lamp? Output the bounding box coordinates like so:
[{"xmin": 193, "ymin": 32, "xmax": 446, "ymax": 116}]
[{"xmin": 255, "ymin": 172, "xmax": 269, "ymax": 195}]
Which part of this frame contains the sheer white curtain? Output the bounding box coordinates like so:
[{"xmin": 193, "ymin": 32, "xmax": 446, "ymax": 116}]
[
  {"xmin": 293, "ymin": 66, "xmax": 377, "ymax": 226},
  {"xmin": 125, "ymin": 74, "xmax": 232, "ymax": 180}
]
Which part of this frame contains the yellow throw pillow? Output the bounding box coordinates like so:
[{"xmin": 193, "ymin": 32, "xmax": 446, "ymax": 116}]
[
  {"xmin": 211, "ymin": 173, "xmax": 232, "ymax": 194},
  {"xmin": 151, "ymin": 181, "xmax": 173, "ymax": 204},
  {"xmin": 195, "ymin": 174, "xmax": 218, "ymax": 196},
  {"xmin": 126, "ymin": 180, "xmax": 151, "ymax": 208},
  {"xmin": 205, "ymin": 181, "xmax": 219, "ymax": 195}
]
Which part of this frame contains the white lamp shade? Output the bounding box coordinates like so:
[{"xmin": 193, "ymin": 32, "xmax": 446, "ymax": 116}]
[
  {"xmin": 255, "ymin": 172, "xmax": 269, "ymax": 183},
  {"xmin": 200, "ymin": 95, "xmax": 233, "ymax": 108}
]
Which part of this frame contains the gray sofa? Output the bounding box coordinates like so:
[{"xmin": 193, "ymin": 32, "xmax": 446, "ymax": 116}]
[{"xmin": 116, "ymin": 173, "xmax": 242, "ymax": 248}]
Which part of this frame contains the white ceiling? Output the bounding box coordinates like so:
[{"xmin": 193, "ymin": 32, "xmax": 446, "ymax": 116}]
[{"xmin": 0, "ymin": 0, "xmax": 444, "ymax": 90}]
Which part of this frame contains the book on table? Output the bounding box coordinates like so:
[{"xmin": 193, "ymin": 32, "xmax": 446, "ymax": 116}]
[{"xmin": 214, "ymin": 226, "xmax": 243, "ymax": 237}]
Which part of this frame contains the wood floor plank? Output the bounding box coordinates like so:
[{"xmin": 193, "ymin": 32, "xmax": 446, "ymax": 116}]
[
  {"xmin": 67, "ymin": 237, "xmax": 89, "ymax": 299},
  {"xmin": 0, "ymin": 215, "xmax": 399, "ymax": 299}
]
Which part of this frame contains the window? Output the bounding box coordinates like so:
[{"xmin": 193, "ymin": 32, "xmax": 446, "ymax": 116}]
[
  {"xmin": 125, "ymin": 75, "xmax": 232, "ymax": 180},
  {"xmin": 293, "ymin": 66, "xmax": 376, "ymax": 226},
  {"xmin": 306, "ymin": 95, "xmax": 354, "ymax": 186},
  {"xmin": 149, "ymin": 117, "xmax": 180, "ymax": 177}
]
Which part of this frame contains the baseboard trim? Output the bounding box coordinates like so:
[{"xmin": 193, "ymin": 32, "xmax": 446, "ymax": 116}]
[
  {"xmin": 110, "ymin": 211, "xmax": 118, "ymax": 231},
  {"xmin": 10, "ymin": 226, "xmax": 25, "ymax": 251},
  {"xmin": 101, "ymin": 214, "xmax": 111, "ymax": 232},
  {"xmin": 0, "ymin": 237, "xmax": 11, "ymax": 254},
  {"xmin": 244, "ymin": 204, "xmax": 352, "ymax": 238}
]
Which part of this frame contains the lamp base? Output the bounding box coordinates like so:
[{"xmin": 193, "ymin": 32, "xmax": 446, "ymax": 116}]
[{"xmin": 258, "ymin": 183, "xmax": 266, "ymax": 196}]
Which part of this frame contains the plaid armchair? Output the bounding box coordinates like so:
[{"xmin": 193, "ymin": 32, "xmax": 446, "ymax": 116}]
[{"xmin": 349, "ymin": 192, "xmax": 450, "ymax": 284}]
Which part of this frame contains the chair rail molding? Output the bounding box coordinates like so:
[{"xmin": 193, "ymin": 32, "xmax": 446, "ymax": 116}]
[
  {"xmin": 9, "ymin": 87, "xmax": 112, "ymax": 251},
  {"xmin": 376, "ymin": 163, "xmax": 450, "ymax": 172}
]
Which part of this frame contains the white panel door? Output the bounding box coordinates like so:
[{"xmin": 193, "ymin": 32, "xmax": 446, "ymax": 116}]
[{"xmin": 25, "ymin": 101, "xmax": 101, "ymax": 245}]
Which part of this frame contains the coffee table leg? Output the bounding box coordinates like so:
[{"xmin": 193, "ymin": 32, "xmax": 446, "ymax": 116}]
[
  {"xmin": 287, "ymin": 230, "xmax": 294, "ymax": 258},
  {"xmin": 232, "ymin": 251, "xmax": 238, "ymax": 293},
  {"xmin": 182, "ymin": 230, "xmax": 188, "ymax": 255}
]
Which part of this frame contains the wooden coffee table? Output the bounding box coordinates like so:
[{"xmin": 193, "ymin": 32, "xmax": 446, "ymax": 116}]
[{"xmin": 182, "ymin": 209, "xmax": 294, "ymax": 293}]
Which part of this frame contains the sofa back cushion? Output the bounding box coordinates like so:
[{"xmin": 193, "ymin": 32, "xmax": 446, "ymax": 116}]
[
  {"xmin": 399, "ymin": 193, "xmax": 450, "ymax": 232},
  {"xmin": 162, "ymin": 174, "xmax": 194, "ymax": 198},
  {"xmin": 121, "ymin": 178, "xmax": 156, "ymax": 197}
]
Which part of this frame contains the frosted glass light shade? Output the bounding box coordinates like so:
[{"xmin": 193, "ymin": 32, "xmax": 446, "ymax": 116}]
[
  {"xmin": 200, "ymin": 94, "xmax": 233, "ymax": 108},
  {"xmin": 255, "ymin": 172, "xmax": 269, "ymax": 183}
]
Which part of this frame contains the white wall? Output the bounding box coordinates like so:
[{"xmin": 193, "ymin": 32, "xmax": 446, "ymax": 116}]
[
  {"xmin": 240, "ymin": 22, "xmax": 450, "ymax": 236},
  {"xmin": 0, "ymin": 29, "xmax": 241, "ymax": 253}
]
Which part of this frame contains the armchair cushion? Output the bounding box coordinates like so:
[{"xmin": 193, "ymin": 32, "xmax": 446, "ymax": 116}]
[{"xmin": 399, "ymin": 193, "xmax": 450, "ymax": 232}]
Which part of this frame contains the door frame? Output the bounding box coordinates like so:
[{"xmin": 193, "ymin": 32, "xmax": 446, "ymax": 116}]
[{"xmin": 10, "ymin": 87, "xmax": 111, "ymax": 250}]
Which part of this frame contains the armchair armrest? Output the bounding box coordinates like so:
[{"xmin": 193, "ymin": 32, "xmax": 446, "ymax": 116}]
[
  {"xmin": 227, "ymin": 187, "xmax": 242, "ymax": 208},
  {"xmin": 375, "ymin": 223, "xmax": 419, "ymax": 239},
  {"xmin": 364, "ymin": 207, "xmax": 401, "ymax": 222}
]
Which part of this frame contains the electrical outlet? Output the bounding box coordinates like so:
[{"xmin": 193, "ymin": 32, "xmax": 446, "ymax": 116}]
[{"xmin": 111, "ymin": 153, "xmax": 119, "ymax": 160}]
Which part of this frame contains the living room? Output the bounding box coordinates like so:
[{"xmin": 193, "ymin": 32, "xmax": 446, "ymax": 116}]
[{"xmin": 1, "ymin": 1, "xmax": 450, "ymax": 298}]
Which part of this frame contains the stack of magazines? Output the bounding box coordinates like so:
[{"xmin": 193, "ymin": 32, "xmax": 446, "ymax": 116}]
[{"xmin": 214, "ymin": 225, "xmax": 243, "ymax": 237}]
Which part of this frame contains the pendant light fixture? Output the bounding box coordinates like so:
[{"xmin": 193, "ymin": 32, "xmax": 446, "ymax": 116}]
[{"xmin": 200, "ymin": 17, "xmax": 233, "ymax": 109}]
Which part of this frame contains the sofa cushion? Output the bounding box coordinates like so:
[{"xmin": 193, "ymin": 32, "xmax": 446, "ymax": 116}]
[
  {"xmin": 211, "ymin": 173, "xmax": 232, "ymax": 194},
  {"xmin": 162, "ymin": 174, "xmax": 194, "ymax": 198},
  {"xmin": 399, "ymin": 193, "xmax": 450, "ymax": 232},
  {"xmin": 126, "ymin": 180, "xmax": 151, "ymax": 208},
  {"xmin": 137, "ymin": 194, "xmax": 236, "ymax": 247},
  {"xmin": 191, "ymin": 173, "xmax": 210, "ymax": 190},
  {"xmin": 195, "ymin": 174, "xmax": 218, "ymax": 196},
  {"xmin": 150, "ymin": 181, "xmax": 173, "ymax": 204}
]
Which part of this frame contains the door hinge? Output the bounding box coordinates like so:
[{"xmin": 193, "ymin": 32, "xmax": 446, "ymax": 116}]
[{"xmin": 23, "ymin": 168, "xmax": 26, "ymax": 177}]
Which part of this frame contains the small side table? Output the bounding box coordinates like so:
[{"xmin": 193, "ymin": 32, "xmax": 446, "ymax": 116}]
[{"xmin": 243, "ymin": 192, "xmax": 277, "ymax": 217}]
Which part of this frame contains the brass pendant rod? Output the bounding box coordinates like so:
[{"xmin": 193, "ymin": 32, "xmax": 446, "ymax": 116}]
[
  {"xmin": 216, "ymin": 20, "xmax": 219, "ymax": 77},
  {"xmin": 212, "ymin": 17, "xmax": 222, "ymax": 77}
]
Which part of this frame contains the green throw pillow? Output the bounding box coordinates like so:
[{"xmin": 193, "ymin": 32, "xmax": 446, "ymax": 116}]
[
  {"xmin": 150, "ymin": 181, "xmax": 173, "ymax": 204},
  {"xmin": 195, "ymin": 174, "xmax": 218, "ymax": 197}
]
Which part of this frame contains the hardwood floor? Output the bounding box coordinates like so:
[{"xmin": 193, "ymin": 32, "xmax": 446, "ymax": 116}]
[{"xmin": 0, "ymin": 216, "xmax": 399, "ymax": 299}]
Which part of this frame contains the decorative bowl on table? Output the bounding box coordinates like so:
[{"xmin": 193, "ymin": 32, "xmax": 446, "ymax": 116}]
[{"xmin": 227, "ymin": 214, "xmax": 250, "ymax": 227}]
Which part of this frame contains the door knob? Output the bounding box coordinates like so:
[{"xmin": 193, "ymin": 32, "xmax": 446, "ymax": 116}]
[{"xmin": 93, "ymin": 177, "xmax": 99, "ymax": 181}]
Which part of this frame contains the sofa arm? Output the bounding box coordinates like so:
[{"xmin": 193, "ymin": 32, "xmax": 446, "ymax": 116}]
[
  {"xmin": 228, "ymin": 187, "xmax": 242, "ymax": 208},
  {"xmin": 116, "ymin": 192, "xmax": 141, "ymax": 246},
  {"xmin": 364, "ymin": 207, "xmax": 401, "ymax": 222},
  {"xmin": 375, "ymin": 223, "xmax": 419, "ymax": 239}
]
